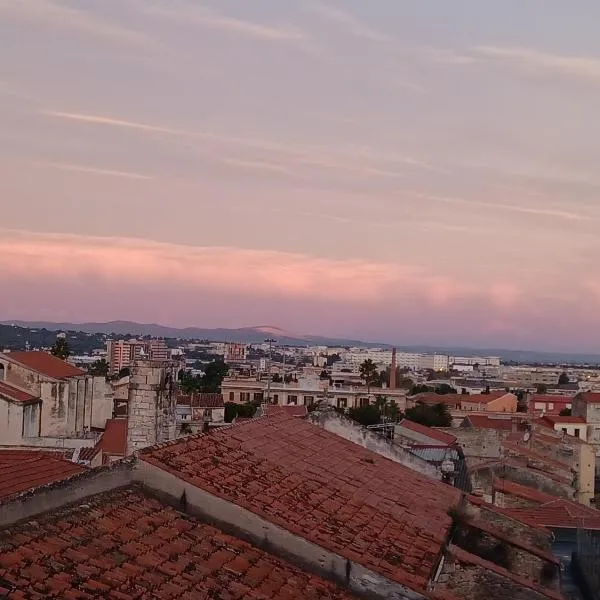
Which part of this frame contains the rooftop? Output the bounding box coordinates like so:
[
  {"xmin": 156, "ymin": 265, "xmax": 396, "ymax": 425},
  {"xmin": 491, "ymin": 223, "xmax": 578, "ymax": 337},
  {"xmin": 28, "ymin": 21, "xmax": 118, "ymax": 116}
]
[
  {"xmin": 1, "ymin": 351, "xmax": 85, "ymax": 380},
  {"xmin": 397, "ymin": 419, "xmax": 458, "ymax": 445},
  {"xmin": 492, "ymin": 478, "xmax": 557, "ymax": 505},
  {"xmin": 262, "ymin": 404, "xmax": 308, "ymax": 418},
  {"xmin": 410, "ymin": 392, "xmax": 461, "ymax": 408},
  {"xmin": 0, "ymin": 381, "xmax": 39, "ymax": 404},
  {"xmin": 95, "ymin": 419, "xmax": 128, "ymax": 458},
  {"xmin": 539, "ymin": 415, "xmax": 586, "ymax": 426},
  {"xmin": 141, "ymin": 413, "xmax": 461, "ymax": 593},
  {"xmin": 462, "ymin": 391, "xmax": 512, "ymax": 404},
  {"xmin": 0, "ymin": 487, "xmax": 355, "ymax": 599},
  {"xmin": 503, "ymin": 498, "xmax": 600, "ymax": 530},
  {"xmin": 576, "ymin": 392, "xmax": 600, "ymax": 404},
  {"xmin": 0, "ymin": 450, "xmax": 85, "ymax": 501},
  {"xmin": 463, "ymin": 414, "xmax": 525, "ymax": 431},
  {"xmin": 529, "ymin": 395, "xmax": 572, "ymax": 405},
  {"xmin": 177, "ymin": 392, "xmax": 224, "ymax": 408}
]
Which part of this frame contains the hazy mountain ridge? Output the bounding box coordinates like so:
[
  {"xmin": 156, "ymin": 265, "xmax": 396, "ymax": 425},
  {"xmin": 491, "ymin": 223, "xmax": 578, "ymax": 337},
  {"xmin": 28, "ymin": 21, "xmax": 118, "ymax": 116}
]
[{"xmin": 2, "ymin": 320, "xmax": 600, "ymax": 364}]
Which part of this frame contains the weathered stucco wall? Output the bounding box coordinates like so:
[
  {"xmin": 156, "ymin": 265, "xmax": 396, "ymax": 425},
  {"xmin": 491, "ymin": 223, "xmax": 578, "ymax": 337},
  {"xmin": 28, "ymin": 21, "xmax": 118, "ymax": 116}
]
[
  {"xmin": 2, "ymin": 361, "xmax": 41, "ymax": 396},
  {"xmin": 0, "ymin": 399, "xmax": 24, "ymax": 444}
]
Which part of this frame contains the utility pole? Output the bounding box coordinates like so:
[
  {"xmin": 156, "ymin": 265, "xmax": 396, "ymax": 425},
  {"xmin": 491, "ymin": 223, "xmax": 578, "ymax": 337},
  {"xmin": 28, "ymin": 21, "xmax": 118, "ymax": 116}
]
[{"xmin": 265, "ymin": 338, "xmax": 276, "ymax": 404}]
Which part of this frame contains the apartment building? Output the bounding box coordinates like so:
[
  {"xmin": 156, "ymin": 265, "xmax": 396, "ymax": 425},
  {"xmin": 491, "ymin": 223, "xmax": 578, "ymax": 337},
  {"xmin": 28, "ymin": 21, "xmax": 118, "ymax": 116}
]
[
  {"xmin": 221, "ymin": 376, "xmax": 407, "ymax": 411},
  {"xmin": 106, "ymin": 338, "xmax": 169, "ymax": 374}
]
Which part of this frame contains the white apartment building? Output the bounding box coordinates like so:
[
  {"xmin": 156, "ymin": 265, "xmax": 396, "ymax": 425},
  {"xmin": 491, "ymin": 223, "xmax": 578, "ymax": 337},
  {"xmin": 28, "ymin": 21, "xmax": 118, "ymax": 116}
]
[
  {"xmin": 419, "ymin": 354, "xmax": 449, "ymax": 371},
  {"xmin": 449, "ymin": 356, "xmax": 501, "ymax": 367}
]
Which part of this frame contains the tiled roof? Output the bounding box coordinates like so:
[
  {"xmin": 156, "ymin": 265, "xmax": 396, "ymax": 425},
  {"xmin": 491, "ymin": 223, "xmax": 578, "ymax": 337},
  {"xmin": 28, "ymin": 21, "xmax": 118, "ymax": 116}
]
[
  {"xmin": 0, "ymin": 381, "xmax": 39, "ymax": 404},
  {"xmin": 177, "ymin": 392, "xmax": 224, "ymax": 408},
  {"xmin": 501, "ymin": 440, "xmax": 571, "ymax": 472},
  {"xmin": 263, "ymin": 404, "xmax": 308, "ymax": 418},
  {"xmin": 461, "ymin": 391, "xmax": 511, "ymax": 404},
  {"xmin": 529, "ymin": 394, "xmax": 571, "ymax": 405},
  {"xmin": 141, "ymin": 414, "xmax": 461, "ymax": 593},
  {"xmin": 540, "ymin": 415, "xmax": 586, "ymax": 426},
  {"xmin": 503, "ymin": 498, "xmax": 600, "ymax": 530},
  {"xmin": 0, "ymin": 487, "xmax": 356, "ymax": 599},
  {"xmin": 398, "ymin": 419, "xmax": 457, "ymax": 445},
  {"xmin": 464, "ymin": 414, "xmax": 524, "ymax": 431},
  {"xmin": 96, "ymin": 419, "xmax": 128, "ymax": 457},
  {"xmin": 492, "ymin": 478, "xmax": 557, "ymax": 505},
  {"xmin": 0, "ymin": 450, "xmax": 86, "ymax": 501},
  {"xmin": 78, "ymin": 446, "xmax": 101, "ymax": 462},
  {"xmin": 3, "ymin": 351, "xmax": 85, "ymax": 379},
  {"xmin": 576, "ymin": 392, "xmax": 600, "ymax": 404}
]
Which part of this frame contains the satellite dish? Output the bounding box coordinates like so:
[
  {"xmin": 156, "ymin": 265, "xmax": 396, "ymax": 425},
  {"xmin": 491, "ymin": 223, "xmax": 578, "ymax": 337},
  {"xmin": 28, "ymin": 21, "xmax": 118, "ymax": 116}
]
[{"xmin": 523, "ymin": 431, "xmax": 531, "ymax": 443}]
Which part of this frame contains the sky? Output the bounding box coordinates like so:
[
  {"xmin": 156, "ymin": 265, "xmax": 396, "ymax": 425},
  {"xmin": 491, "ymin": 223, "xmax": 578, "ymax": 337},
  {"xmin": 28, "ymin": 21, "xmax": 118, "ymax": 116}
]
[{"xmin": 1, "ymin": 0, "xmax": 600, "ymax": 352}]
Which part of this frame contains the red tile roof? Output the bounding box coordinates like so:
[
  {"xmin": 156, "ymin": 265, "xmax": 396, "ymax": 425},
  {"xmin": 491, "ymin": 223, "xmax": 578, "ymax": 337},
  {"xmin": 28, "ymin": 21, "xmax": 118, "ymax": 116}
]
[
  {"xmin": 177, "ymin": 392, "xmax": 224, "ymax": 408},
  {"xmin": 263, "ymin": 404, "xmax": 308, "ymax": 418},
  {"xmin": 398, "ymin": 419, "xmax": 457, "ymax": 445},
  {"xmin": 0, "ymin": 381, "xmax": 39, "ymax": 404},
  {"xmin": 96, "ymin": 419, "xmax": 128, "ymax": 457},
  {"xmin": 0, "ymin": 488, "xmax": 355, "ymax": 599},
  {"xmin": 540, "ymin": 415, "xmax": 586, "ymax": 426},
  {"xmin": 529, "ymin": 394, "xmax": 572, "ymax": 405},
  {"xmin": 410, "ymin": 393, "xmax": 461, "ymax": 409},
  {"xmin": 3, "ymin": 351, "xmax": 85, "ymax": 379},
  {"xmin": 492, "ymin": 478, "xmax": 557, "ymax": 505},
  {"xmin": 463, "ymin": 414, "xmax": 525, "ymax": 431},
  {"xmin": 461, "ymin": 391, "xmax": 512, "ymax": 404},
  {"xmin": 141, "ymin": 414, "xmax": 461, "ymax": 593},
  {"xmin": 576, "ymin": 392, "xmax": 600, "ymax": 404},
  {"xmin": 503, "ymin": 498, "xmax": 600, "ymax": 530},
  {"xmin": 0, "ymin": 450, "xmax": 85, "ymax": 501},
  {"xmin": 78, "ymin": 446, "xmax": 101, "ymax": 462}
]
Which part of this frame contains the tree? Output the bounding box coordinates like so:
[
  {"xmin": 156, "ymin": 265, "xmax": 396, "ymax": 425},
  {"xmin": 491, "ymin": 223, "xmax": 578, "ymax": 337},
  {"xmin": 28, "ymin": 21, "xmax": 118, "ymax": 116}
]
[
  {"xmin": 117, "ymin": 367, "xmax": 131, "ymax": 379},
  {"xmin": 272, "ymin": 373, "xmax": 283, "ymax": 383},
  {"xmin": 536, "ymin": 383, "xmax": 548, "ymax": 394},
  {"xmin": 202, "ymin": 359, "xmax": 229, "ymax": 393},
  {"xmin": 409, "ymin": 384, "xmax": 432, "ymax": 396},
  {"xmin": 89, "ymin": 358, "xmax": 109, "ymax": 377},
  {"xmin": 347, "ymin": 404, "xmax": 382, "ymax": 427},
  {"xmin": 405, "ymin": 402, "xmax": 452, "ymax": 427},
  {"xmin": 559, "ymin": 407, "xmax": 572, "ymax": 417},
  {"xmin": 435, "ymin": 383, "xmax": 457, "ymax": 395},
  {"xmin": 50, "ymin": 338, "xmax": 70, "ymax": 360},
  {"xmin": 359, "ymin": 359, "xmax": 379, "ymax": 394},
  {"xmin": 375, "ymin": 395, "xmax": 401, "ymax": 422},
  {"xmin": 558, "ymin": 372, "xmax": 570, "ymax": 385},
  {"xmin": 319, "ymin": 369, "xmax": 329, "ymax": 380}
]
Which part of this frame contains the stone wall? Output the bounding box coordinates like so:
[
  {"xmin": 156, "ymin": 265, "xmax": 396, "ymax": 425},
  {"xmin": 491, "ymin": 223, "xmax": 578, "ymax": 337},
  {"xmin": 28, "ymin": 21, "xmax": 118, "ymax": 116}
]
[
  {"xmin": 127, "ymin": 361, "xmax": 178, "ymax": 454},
  {"xmin": 307, "ymin": 409, "xmax": 439, "ymax": 479},
  {"xmin": 452, "ymin": 428, "xmax": 508, "ymax": 461}
]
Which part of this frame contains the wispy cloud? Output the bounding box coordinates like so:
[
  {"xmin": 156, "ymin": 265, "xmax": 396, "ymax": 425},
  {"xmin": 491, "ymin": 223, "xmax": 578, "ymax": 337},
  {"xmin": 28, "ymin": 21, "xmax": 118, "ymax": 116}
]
[
  {"xmin": 30, "ymin": 161, "xmax": 152, "ymax": 181},
  {"xmin": 473, "ymin": 46, "xmax": 600, "ymax": 82},
  {"xmin": 142, "ymin": 2, "xmax": 304, "ymax": 42},
  {"xmin": 0, "ymin": 0, "xmax": 147, "ymax": 47},
  {"xmin": 308, "ymin": 3, "xmax": 390, "ymax": 43}
]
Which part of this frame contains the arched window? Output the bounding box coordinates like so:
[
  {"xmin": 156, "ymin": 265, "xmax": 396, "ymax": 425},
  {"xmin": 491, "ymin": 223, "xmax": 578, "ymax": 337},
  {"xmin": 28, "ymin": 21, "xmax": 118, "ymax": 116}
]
[{"xmin": 0, "ymin": 363, "xmax": 5, "ymax": 382}]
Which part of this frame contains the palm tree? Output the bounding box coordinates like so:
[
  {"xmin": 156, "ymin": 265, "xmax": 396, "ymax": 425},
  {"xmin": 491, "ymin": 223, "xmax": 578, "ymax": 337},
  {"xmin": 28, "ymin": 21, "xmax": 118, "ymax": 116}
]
[{"xmin": 359, "ymin": 359, "xmax": 379, "ymax": 395}]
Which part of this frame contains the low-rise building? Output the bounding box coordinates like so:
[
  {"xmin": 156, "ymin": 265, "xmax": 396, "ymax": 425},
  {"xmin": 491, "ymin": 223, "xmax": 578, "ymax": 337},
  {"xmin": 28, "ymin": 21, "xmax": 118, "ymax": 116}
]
[
  {"xmin": 460, "ymin": 391, "xmax": 518, "ymax": 413},
  {"xmin": 177, "ymin": 392, "xmax": 225, "ymax": 432},
  {"xmin": 537, "ymin": 415, "xmax": 587, "ymax": 441},
  {"xmin": 528, "ymin": 394, "xmax": 573, "ymax": 417}
]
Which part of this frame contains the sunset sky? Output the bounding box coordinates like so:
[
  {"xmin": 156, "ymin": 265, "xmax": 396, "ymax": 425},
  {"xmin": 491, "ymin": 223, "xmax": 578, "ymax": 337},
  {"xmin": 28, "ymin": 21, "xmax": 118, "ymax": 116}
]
[{"xmin": 1, "ymin": 1, "xmax": 600, "ymax": 351}]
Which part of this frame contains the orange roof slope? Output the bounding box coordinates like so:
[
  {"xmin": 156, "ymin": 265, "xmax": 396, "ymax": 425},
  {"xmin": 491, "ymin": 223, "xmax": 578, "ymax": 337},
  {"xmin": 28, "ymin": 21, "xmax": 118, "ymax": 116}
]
[
  {"xmin": 463, "ymin": 391, "xmax": 511, "ymax": 404},
  {"xmin": 263, "ymin": 404, "xmax": 308, "ymax": 417},
  {"xmin": 0, "ymin": 381, "xmax": 39, "ymax": 403},
  {"xmin": 0, "ymin": 488, "xmax": 356, "ymax": 599},
  {"xmin": 141, "ymin": 413, "xmax": 461, "ymax": 593},
  {"xmin": 492, "ymin": 478, "xmax": 557, "ymax": 505},
  {"xmin": 0, "ymin": 450, "xmax": 86, "ymax": 501},
  {"xmin": 399, "ymin": 419, "xmax": 457, "ymax": 445},
  {"xmin": 576, "ymin": 392, "xmax": 600, "ymax": 404},
  {"xmin": 5, "ymin": 351, "xmax": 85, "ymax": 379},
  {"xmin": 503, "ymin": 498, "xmax": 600, "ymax": 530},
  {"xmin": 96, "ymin": 419, "xmax": 128, "ymax": 456}
]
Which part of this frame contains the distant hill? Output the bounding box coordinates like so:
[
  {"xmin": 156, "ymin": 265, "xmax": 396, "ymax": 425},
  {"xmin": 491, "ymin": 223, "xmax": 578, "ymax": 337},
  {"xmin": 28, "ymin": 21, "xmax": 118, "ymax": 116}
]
[{"xmin": 2, "ymin": 320, "xmax": 600, "ymax": 365}]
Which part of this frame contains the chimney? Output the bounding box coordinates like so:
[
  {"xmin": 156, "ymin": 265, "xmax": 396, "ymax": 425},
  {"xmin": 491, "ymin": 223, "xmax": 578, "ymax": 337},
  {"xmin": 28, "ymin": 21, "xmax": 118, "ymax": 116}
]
[{"xmin": 390, "ymin": 348, "xmax": 397, "ymax": 390}]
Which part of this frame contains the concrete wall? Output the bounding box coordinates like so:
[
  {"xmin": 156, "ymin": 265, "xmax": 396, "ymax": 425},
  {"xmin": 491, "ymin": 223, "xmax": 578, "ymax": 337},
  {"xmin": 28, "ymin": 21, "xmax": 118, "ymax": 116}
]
[
  {"xmin": 1, "ymin": 360, "xmax": 42, "ymax": 395},
  {"xmin": 0, "ymin": 398, "xmax": 25, "ymax": 444},
  {"xmin": 452, "ymin": 428, "xmax": 507, "ymax": 461},
  {"xmin": 134, "ymin": 459, "xmax": 425, "ymax": 600},
  {"xmin": 461, "ymin": 394, "xmax": 517, "ymax": 413},
  {"xmin": 308, "ymin": 410, "xmax": 439, "ymax": 479}
]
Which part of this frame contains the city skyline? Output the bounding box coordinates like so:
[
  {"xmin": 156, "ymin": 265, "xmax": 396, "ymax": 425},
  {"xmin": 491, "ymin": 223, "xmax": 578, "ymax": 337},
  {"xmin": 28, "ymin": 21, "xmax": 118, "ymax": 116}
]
[{"xmin": 2, "ymin": 1, "xmax": 600, "ymax": 352}]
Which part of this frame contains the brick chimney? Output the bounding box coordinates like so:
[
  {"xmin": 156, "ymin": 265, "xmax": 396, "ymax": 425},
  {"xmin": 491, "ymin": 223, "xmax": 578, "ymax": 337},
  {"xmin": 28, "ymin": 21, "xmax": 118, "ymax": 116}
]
[{"xmin": 390, "ymin": 348, "xmax": 397, "ymax": 390}]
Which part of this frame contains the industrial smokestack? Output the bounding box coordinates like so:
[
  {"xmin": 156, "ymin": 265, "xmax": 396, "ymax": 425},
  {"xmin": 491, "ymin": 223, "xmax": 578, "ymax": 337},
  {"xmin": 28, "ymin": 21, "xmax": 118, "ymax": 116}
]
[{"xmin": 390, "ymin": 348, "xmax": 397, "ymax": 390}]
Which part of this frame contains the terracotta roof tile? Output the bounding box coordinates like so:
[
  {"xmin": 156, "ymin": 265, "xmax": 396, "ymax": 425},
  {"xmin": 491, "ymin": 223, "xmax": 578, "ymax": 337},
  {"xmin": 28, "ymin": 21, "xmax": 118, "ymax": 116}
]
[
  {"xmin": 502, "ymin": 498, "xmax": 600, "ymax": 530},
  {"xmin": 78, "ymin": 447, "xmax": 101, "ymax": 462},
  {"xmin": 3, "ymin": 351, "xmax": 85, "ymax": 379},
  {"xmin": 410, "ymin": 393, "xmax": 461, "ymax": 409},
  {"xmin": 0, "ymin": 450, "xmax": 86, "ymax": 501},
  {"xmin": 464, "ymin": 414, "xmax": 525, "ymax": 431},
  {"xmin": 96, "ymin": 419, "xmax": 128, "ymax": 457},
  {"xmin": 398, "ymin": 419, "xmax": 457, "ymax": 445},
  {"xmin": 263, "ymin": 404, "xmax": 308, "ymax": 418},
  {"xmin": 461, "ymin": 391, "xmax": 512, "ymax": 404},
  {"xmin": 177, "ymin": 392, "xmax": 224, "ymax": 408},
  {"xmin": 492, "ymin": 478, "xmax": 557, "ymax": 505},
  {"xmin": 540, "ymin": 415, "xmax": 586, "ymax": 426},
  {"xmin": 0, "ymin": 488, "xmax": 355, "ymax": 599},
  {"xmin": 0, "ymin": 381, "xmax": 39, "ymax": 404},
  {"xmin": 141, "ymin": 414, "xmax": 461, "ymax": 593},
  {"xmin": 576, "ymin": 392, "xmax": 600, "ymax": 404}
]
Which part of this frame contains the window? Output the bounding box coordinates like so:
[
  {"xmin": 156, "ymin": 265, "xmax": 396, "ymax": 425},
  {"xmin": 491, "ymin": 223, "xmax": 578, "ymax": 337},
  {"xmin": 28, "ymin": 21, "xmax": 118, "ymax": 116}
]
[
  {"xmin": 337, "ymin": 398, "xmax": 347, "ymax": 409},
  {"xmin": 0, "ymin": 363, "xmax": 4, "ymax": 382},
  {"xmin": 273, "ymin": 394, "xmax": 279, "ymax": 402},
  {"xmin": 303, "ymin": 396, "xmax": 314, "ymax": 406},
  {"xmin": 562, "ymin": 428, "xmax": 568, "ymax": 434},
  {"xmin": 22, "ymin": 403, "xmax": 40, "ymax": 437},
  {"xmin": 240, "ymin": 392, "xmax": 251, "ymax": 402},
  {"xmin": 288, "ymin": 395, "xmax": 298, "ymax": 405},
  {"xmin": 360, "ymin": 397, "xmax": 369, "ymax": 407},
  {"xmin": 229, "ymin": 391, "xmax": 234, "ymax": 402},
  {"xmin": 253, "ymin": 393, "xmax": 264, "ymax": 402},
  {"xmin": 574, "ymin": 428, "xmax": 580, "ymax": 438}
]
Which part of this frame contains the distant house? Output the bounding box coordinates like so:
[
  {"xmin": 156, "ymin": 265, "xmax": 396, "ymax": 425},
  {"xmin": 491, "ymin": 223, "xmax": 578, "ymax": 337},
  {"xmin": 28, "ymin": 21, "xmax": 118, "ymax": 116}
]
[
  {"xmin": 528, "ymin": 394, "xmax": 572, "ymax": 417},
  {"xmin": 177, "ymin": 393, "xmax": 225, "ymax": 432},
  {"xmin": 460, "ymin": 414, "xmax": 527, "ymax": 432},
  {"xmin": 537, "ymin": 415, "xmax": 587, "ymax": 441},
  {"xmin": 572, "ymin": 392, "xmax": 600, "ymax": 450},
  {"xmin": 460, "ymin": 391, "xmax": 518, "ymax": 413}
]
